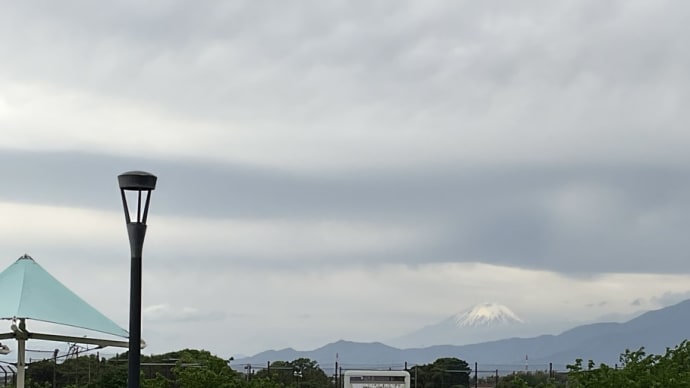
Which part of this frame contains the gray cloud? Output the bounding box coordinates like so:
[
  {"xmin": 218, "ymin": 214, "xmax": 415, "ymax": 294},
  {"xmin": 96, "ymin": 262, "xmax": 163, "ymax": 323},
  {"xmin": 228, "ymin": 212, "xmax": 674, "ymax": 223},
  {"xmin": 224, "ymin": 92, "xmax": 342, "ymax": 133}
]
[
  {"xmin": 2, "ymin": 1, "xmax": 689, "ymax": 133},
  {"xmin": 652, "ymin": 291, "xmax": 690, "ymax": 308},
  {"xmin": 2, "ymin": 149, "xmax": 689, "ymax": 274}
]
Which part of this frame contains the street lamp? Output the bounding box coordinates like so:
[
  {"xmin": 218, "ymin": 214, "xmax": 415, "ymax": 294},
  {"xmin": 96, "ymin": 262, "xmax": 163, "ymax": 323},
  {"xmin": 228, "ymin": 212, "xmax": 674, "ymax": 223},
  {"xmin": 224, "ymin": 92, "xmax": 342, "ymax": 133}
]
[{"xmin": 118, "ymin": 171, "xmax": 157, "ymax": 388}]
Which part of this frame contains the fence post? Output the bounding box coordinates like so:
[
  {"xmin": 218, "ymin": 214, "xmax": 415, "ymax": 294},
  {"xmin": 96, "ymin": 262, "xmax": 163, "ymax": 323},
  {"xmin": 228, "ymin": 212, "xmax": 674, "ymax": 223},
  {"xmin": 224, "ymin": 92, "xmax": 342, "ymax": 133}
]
[{"xmin": 475, "ymin": 362, "xmax": 478, "ymax": 388}]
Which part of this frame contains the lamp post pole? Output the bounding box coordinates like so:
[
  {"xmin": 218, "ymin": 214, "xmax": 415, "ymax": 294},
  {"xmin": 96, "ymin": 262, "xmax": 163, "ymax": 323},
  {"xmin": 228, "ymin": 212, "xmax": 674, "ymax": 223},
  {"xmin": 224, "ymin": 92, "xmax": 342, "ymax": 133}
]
[{"xmin": 118, "ymin": 171, "xmax": 157, "ymax": 388}]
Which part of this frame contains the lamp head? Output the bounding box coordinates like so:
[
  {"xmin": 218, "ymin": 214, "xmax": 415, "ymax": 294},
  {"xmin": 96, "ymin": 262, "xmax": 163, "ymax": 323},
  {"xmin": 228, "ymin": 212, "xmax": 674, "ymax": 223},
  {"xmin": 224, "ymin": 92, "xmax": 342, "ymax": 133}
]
[
  {"xmin": 118, "ymin": 171, "xmax": 157, "ymax": 191},
  {"xmin": 118, "ymin": 171, "xmax": 157, "ymax": 224}
]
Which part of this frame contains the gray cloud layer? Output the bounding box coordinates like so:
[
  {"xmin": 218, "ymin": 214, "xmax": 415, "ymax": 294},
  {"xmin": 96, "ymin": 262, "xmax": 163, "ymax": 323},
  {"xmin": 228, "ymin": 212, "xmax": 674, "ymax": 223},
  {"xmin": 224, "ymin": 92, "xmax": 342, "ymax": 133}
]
[
  {"xmin": 2, "ymin": 1, "xmax": 689, "ymax": 151},
  {"xmin": 2, "ymin": 149, "xmax": 688, "ymax": 274}
]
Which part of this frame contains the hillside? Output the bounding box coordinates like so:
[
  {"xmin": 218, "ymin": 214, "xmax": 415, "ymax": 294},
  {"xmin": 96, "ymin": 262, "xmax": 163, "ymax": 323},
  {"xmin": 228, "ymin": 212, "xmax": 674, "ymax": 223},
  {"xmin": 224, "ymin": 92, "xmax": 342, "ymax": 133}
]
[{"xmin": 234, "ymin": 300, "xmax": 690, "ymax": 371}]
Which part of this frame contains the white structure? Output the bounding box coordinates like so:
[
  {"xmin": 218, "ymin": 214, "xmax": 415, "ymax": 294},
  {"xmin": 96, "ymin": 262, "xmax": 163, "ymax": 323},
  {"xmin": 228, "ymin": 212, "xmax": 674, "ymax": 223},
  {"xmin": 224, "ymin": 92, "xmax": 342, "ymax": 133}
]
[{"xmin": 343, "ymin": 370, "xmax": 410, "ymax": 388}]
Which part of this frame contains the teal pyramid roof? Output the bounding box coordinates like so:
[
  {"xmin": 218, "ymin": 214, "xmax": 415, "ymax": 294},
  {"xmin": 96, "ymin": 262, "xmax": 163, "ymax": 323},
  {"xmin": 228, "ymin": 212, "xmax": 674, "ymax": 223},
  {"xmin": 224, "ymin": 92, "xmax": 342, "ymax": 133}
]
[{"xmin": 0, "ymin": 255, "xmax": 128, "ymax": 338}]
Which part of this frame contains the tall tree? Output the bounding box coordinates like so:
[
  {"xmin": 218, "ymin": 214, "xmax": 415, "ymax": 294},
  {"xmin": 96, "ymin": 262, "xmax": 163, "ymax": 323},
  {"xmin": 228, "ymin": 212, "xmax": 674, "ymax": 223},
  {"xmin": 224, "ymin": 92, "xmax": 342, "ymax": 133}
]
[
  {"xmin": 410, "ymin": 357, "xmax": 471, "ymax": 388},
  {"xmin": 255, "ymin": 358, "xmax": 331, "ymax": 387}
]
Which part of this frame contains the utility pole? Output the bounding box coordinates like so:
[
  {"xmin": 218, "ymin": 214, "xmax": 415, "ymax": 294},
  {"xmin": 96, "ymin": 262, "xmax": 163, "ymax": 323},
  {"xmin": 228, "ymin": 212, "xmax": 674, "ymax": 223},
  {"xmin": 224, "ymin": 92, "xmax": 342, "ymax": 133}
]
[
  {"xmin": 475, "ymin": 362, "xmax": 478, "ymax": 388},
  {"xmin": 52, "ymin": 349, "xmax": 59, "ymax": 388}
]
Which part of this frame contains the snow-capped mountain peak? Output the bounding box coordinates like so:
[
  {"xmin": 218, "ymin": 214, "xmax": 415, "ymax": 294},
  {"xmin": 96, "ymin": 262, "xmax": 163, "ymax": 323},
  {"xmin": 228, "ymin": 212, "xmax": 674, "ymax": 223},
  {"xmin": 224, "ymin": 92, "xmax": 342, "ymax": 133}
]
[{"xmin": 453, "ymin": 303, "xmax": 524, "ymax": 327}]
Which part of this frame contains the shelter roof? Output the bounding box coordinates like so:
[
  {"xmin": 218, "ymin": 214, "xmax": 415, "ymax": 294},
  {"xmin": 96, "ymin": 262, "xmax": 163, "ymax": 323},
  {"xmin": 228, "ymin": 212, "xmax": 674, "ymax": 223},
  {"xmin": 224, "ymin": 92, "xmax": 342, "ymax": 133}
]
[{"xmin": 0, "ymin": 255, "xmax": 128, "ymax": 338}]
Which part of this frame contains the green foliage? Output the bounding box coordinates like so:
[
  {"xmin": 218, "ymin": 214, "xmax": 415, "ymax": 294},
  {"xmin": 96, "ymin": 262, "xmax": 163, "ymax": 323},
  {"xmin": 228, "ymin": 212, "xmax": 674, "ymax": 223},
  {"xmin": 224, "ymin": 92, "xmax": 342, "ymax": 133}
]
[
  {"xmin": 24, "ymin": 350, "xmax": 328, "ymax": 388},
  {"xmin": 253, "ymin": 357, "xmax": 331, "ymax": 387},
  {"xmin": 409, "ymin": 357, "xmax": 471, "ymax": 387},
  {"xmin": 170, "ymin": 349, "xmax": 239, "ymax": 388},
  {"xmin": 567, "ymin": 340, "xmax": 690, "ymax": 388},
  {"xmin": 26, "ymin": 353, "xmax": 113, "ymax": 388},
  {"xmin": 497, "ymin": 371, "xmax": 565, "ymax": 388}
]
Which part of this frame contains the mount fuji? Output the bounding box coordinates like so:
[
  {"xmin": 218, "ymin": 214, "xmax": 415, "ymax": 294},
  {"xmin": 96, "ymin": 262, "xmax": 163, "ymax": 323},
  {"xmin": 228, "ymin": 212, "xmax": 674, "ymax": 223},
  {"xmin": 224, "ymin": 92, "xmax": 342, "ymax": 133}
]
[
  {"xmin": 453, "ymin": 303, "xmax": 524, "ymax": 327},
  {"xmin": 389, "ymin": 303, "xmax": 537, "ymax": 348},
  {"xmin": 234, "ymin": 299, "xmax": 690, "ymax": 369}
]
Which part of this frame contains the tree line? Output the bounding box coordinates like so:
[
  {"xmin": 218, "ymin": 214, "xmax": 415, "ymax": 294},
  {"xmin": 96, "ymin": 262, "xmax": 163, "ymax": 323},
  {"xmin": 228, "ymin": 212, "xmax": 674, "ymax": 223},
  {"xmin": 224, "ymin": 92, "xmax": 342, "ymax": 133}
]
[
  {"xmin": 482, "ymin": 340, "xmax": 690, "ymax": 387},
  {"xmin": 22, "ymin": 350, "xmax": 471, "ymax": 388},
  {"xmin": 20, "ymin": 339, "xmax": 690, "ymax": 387}
]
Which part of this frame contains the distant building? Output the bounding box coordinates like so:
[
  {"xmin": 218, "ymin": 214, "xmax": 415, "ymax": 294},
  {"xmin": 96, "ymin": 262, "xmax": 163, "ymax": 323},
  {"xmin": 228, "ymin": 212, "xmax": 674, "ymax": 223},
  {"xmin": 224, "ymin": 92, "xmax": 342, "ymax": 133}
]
[{"xmin": 343, "ymin": 370, "xmax": 410, "ymax": 388}]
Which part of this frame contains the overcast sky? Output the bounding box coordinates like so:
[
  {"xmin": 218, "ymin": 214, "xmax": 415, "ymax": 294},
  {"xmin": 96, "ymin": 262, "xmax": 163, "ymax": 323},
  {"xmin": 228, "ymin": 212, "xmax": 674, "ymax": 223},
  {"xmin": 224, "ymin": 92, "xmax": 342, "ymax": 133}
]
[{"xmin": 1, "ymin": 0, "xmax": 690, "ymax": 359}]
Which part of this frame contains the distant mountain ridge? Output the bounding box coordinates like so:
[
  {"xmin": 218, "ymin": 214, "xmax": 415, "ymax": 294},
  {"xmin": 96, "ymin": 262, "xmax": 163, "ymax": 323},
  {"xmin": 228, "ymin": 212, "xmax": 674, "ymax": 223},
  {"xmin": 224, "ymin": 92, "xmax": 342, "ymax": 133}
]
[{"xmin": 234, "ymin": 300, "xmax": 690, "ymax": 372}]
